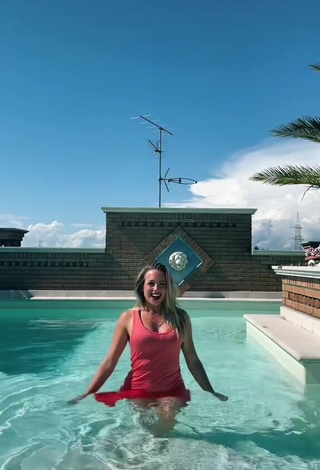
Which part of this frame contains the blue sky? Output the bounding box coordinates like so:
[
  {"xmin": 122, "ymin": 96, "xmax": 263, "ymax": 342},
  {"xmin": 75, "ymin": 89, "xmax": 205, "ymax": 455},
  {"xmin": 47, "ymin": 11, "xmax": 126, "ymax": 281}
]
[{"xmin": 1, "ymin": 0, "xmax": 320, "ymax": 248}]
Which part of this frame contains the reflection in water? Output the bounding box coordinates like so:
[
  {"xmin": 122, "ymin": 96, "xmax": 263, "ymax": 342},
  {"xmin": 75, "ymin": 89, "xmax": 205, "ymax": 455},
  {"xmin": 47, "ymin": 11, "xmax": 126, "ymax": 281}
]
[
  {"xmin": 0, "ymin": 317, "xmax": 99, "ymax": 375},
  {"xmin": 172, "ymin": 424, "xmax": 320, "ymax": 459},
  {"xmin": 173, "ymin": 383, "xmax": 320, "ymax": 460}
]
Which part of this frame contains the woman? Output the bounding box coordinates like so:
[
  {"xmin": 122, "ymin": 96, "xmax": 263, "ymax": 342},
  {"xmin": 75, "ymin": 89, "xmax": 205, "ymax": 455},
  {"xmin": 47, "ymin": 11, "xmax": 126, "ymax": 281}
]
[{"xmin": 70, "ymin": 263, "xmax": 227, "ymax": 432}]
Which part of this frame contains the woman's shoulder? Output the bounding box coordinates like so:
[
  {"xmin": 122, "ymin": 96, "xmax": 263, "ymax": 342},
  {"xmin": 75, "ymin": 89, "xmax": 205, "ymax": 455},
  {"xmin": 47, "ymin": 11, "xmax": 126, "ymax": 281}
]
[{"xmin": 118, "ymin": 308, "xmax": 136, "ymax": 325}]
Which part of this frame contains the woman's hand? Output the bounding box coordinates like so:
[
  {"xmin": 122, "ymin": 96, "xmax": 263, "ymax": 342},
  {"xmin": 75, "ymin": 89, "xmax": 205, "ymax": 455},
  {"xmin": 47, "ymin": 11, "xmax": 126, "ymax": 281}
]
[
  {"xmin": 67, "ymin": 393, "xmax": 89, "ymax": 405},
  {"xmin": 213, "ymin": 391, "xmax": 228, "ymax": 401}
]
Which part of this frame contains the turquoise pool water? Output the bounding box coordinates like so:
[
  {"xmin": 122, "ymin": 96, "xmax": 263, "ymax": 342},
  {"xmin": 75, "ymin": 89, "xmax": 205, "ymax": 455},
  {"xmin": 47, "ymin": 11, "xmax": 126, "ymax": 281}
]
[{"xmin": 1, "ymin": 300, "xmax": 320, "ymax": 469}]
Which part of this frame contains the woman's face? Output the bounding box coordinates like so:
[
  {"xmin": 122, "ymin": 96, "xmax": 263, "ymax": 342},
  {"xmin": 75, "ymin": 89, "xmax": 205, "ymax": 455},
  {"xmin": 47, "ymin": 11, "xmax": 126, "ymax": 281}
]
[{"xmin": 143, "ymin": 269, "xmax": 167, "ymax": 311}]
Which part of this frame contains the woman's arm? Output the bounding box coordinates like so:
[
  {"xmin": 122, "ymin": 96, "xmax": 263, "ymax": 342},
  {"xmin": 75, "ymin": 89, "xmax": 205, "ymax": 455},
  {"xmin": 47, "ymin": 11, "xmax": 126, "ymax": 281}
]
[
  {"xmin": 182, "ymin": 314, "xmax": 228, "ymax": 402},
  {"xmin": 69, "ymin": 310, "xmax": 131, "ymax": 404}
]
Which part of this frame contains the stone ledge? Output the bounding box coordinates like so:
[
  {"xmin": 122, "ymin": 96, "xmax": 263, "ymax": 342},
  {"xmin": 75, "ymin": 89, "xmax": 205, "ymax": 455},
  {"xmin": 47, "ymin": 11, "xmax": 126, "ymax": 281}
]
[
  {"xmin": 102, "ymin": 207, "xmax": 257, "ymax": 214},
  {"xmin": 273, "ymin": 265, "xmax": 320, "ymax": 280},
  {"xmin": 0, "ymin": 290, "xmax": 282, "ymax": 301},
  {"xmin": 244, "ymin": 314, "xmax": 320, "ymax": 361}
]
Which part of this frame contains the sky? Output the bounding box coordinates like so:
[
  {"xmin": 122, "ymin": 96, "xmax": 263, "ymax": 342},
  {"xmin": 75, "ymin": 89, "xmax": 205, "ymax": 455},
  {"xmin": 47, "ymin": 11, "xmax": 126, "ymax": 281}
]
[{"xmin": 1, "ymin": 0, "xmax": 320, "ymax": 250}]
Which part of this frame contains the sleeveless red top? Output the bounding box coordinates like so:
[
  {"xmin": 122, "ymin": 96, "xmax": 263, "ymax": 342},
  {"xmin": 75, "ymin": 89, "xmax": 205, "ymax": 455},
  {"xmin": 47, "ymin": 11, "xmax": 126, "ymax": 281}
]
[
  {"xmin": 121, "ymin": 308, "xmax": 185, "ymax": 392},
  {"xmin": 95, "ymin": 308, "xmax": 190, "ymax": 407}
]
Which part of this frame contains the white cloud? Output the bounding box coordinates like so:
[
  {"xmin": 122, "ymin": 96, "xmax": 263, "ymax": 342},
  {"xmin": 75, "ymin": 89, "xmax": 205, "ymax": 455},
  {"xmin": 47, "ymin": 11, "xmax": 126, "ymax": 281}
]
[
  {"xmin": 58, "ymin": 229, "xmax": 105, "ymax": 248},
  {"xmin": 0, "ymin": 213, "xmax": 29, "ymax": 228},
  {"xmin": 70, "ymin": 223, "xmax": 96, "ymax": 228},
  {"xmin": 24, "ymin": 222, "xmax": 105, "ymax": 248},
  {"xmin": 0, "ymin": 216, "xmax": 105, "ymax": 248},
  {"xmin": 167, "ymin": 140, "xmax": 320, "ymax": 250}
]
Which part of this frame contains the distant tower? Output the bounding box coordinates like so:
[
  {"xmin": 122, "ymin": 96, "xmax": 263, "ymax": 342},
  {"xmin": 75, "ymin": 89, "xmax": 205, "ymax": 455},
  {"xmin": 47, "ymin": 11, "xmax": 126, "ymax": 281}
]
[{"xmin": 292, "ymin": 212, "xmax": 304, "ymax": 250}]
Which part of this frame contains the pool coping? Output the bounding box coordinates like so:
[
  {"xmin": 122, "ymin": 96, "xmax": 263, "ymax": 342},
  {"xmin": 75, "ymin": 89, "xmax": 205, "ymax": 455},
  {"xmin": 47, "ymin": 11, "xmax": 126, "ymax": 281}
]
[
  {"xmin": 244, "ymin": 314, "xmax": 320, "ymax": 361},
  {"xmin": 0, "ymin": 290, "xmax": 282, "ymax": 301}
]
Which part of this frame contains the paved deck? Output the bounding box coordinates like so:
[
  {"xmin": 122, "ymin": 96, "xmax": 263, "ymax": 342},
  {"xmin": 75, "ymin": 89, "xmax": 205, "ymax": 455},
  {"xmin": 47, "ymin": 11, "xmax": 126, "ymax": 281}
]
[{"xmin": 244, "ymin": 314, "xmax": 320, "ymax": 361}]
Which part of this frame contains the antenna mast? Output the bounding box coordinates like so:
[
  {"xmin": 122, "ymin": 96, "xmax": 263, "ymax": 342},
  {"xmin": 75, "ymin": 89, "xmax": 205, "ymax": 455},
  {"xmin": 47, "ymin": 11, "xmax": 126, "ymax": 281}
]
[
  {"xmin": 139, "ymin": 115, "xmax": 173, "ymax": 207},
  {"xmin": 133, "ymin": 115, "xmax": 197, "ymax": 207}
]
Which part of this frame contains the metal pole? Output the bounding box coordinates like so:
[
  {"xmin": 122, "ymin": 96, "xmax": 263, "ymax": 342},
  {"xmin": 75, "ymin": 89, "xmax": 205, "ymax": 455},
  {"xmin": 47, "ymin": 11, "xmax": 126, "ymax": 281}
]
[
  {"xmin": 136, "ymin": 116, "xmax": 173, "ymax": 206},
  {"xmin": 159, "ymin": 128, "xmax": 162, "ymax": 207}
]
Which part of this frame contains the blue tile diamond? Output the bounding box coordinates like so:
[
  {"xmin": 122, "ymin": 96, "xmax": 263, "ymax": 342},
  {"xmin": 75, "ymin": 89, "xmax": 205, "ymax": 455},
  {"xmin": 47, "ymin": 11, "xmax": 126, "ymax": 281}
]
[
  {"xmin": 155, "ymin": 237, "xmax": 203, "ymax": 286},
  {"xmin": 144, "ymin": 226, "xmax": 214, "ymax": 294}
]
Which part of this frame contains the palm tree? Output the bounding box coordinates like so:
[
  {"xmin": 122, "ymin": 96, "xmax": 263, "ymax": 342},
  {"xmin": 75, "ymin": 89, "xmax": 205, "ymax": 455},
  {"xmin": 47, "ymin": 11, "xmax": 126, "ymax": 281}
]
[
  {"xmin": 250, "ymin": 63, "xmax": 320, "ymax": 192},
  {"xmin": 250, "ymin": 165, "xmax": 320, "ymax": 195},
  {"xmin": 270, "ymin": 117, "xmax": 320, "ymax": 143}
]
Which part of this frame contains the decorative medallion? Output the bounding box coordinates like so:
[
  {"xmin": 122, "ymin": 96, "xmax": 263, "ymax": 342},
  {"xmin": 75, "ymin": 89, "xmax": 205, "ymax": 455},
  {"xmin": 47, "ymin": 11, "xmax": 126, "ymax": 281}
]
[
  {"xmin": 143, "ymin": 226, "xmax": 214, "ymax": 294},
  {"xmin": 169, "ymin": 251, "xmax": 188, "ymax": 271}
]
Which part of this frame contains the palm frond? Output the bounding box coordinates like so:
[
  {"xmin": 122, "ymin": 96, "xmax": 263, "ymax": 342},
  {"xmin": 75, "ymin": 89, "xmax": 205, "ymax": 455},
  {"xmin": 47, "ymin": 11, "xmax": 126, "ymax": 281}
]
[
  {"xmin": 250, "ymin": 165, "xmax": 320, "ymax": 188},
  {"xmin": 270, "ymin": 116, "xmax": 320, "ymax": 143},
  {"xmin": 310, "ymin": 63, "xmax": 320, "ymax": 73}
]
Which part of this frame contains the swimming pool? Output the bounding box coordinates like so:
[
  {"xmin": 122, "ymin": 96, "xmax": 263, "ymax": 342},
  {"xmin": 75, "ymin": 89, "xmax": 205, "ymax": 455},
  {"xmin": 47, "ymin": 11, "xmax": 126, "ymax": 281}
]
[{"xmin": 1, "ymin": 300, "xmax": 320, "ymax": 469}]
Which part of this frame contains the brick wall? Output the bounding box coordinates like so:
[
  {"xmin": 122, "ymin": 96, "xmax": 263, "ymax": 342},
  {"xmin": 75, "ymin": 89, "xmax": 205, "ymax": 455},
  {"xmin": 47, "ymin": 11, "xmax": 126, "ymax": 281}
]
[
  {"xmin": 0, "ymin": 249, "xmax": 114, "ymax": 290},
  {"xmin": 104, "ymin": 209, "xmax": 304, "ymax": 291},
  {"xmin": 282, "ymin": 276, "xmax": 320, "ymax": 319},
  {"xmin": 0, "ymin": 208, "xmax": 305, "ymax": 292}
]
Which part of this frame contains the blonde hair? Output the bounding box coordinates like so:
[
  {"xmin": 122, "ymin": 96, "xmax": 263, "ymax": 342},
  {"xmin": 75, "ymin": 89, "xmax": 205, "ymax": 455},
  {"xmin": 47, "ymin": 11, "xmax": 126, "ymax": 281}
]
[{"xmin": 134, "ymin": 263, "xmax": 187, "ymax": 334}]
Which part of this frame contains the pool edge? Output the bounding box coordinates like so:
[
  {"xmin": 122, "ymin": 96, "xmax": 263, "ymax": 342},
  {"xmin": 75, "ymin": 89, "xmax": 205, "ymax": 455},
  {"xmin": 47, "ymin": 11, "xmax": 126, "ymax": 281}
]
[{"xmin": 0, "ymin": 289, "xmax": 282, "ymax": 301}]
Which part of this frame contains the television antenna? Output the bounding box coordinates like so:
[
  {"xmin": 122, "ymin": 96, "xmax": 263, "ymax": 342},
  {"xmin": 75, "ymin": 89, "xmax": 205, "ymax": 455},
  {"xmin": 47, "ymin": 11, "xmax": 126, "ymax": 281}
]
[{"xmin": 133, "ymin": 115, "xmax": 197, "ymax": 207}]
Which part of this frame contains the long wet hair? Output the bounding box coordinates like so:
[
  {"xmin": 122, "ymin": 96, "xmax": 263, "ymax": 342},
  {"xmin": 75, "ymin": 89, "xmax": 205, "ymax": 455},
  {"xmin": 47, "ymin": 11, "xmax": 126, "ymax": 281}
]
[{"xmin": 134, "ymin": 262, "xmax": 187, "ymax": 334}]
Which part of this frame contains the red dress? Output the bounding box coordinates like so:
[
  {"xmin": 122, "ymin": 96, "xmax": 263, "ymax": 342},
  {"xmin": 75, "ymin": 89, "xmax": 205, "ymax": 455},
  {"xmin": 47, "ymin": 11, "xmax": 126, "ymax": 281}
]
[{"xmin": 95, "ymin": 308, "xmax": 191, "ymax": 407}]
